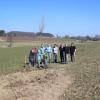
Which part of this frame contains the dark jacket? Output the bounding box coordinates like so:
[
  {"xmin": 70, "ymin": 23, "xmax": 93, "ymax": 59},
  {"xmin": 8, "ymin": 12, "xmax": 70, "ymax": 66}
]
[
  {"xmin": 59, "ymin": 47, "xmax": 64, "ymax": 55},
  {"xmin": 70, "ymin": 46, "xmax": 76, "ymax": 54},
  {"xmin": 63, "ymin": 46, "xmax": 70, "ymax": 54},
  {"xmin": 29, "ymin": 50, "xmax": 34, "ymax": 59}
]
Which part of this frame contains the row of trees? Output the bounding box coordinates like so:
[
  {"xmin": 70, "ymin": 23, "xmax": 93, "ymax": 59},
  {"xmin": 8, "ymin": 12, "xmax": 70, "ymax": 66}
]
[
  {"xmin": 0, "ymin": 30, "xmax": 54, "ymax": 37},
  {"xmin": 1, "ymin": 30, "xmax": 100, "ymax": 41},
  {"xmin": 63, "ymin": 35, "xmax": 100, "ymax": 41},
  {"xmin": 36, "ymin": 32, "xmax": 54, "ymax": 37},
  {"xmin": 0, "ymin": 30, "xmax": 6, "ymax": 36}
]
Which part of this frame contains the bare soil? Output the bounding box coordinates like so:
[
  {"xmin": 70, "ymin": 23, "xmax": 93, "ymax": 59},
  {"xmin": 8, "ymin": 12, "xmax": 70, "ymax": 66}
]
[{"xmin": 0, "ymin": 67, "xmax": 71, "ymax": 100}]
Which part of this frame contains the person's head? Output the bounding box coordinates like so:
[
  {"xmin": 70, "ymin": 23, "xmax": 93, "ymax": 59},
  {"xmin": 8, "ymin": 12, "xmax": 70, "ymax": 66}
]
[
  {"xmin": 71, "ymin": 43, "xmax": 74, "ymax": 46},
  {"xmin": 60, "ymin": 44, "xmax": 62, "ymax": 47},
  {"xmin": 31, "ymin": 48, "xmax": 34, "ymax": 53},
  {"xmin": 65, "ymin": 44, "xmax": 68, "ymax": 47},
  {"xmin": 41, "ymin": 44, "xmax": 43, "ymax": 48},
  {"xmin": 54, "ymin": 44, "xmax": 57, "ymax": 47}
]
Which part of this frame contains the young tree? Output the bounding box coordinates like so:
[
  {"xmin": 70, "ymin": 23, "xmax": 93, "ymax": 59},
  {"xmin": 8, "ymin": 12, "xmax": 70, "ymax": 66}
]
[{"xmin": 7, "ymin": 33, "xmax": 13, "ymax": 47}]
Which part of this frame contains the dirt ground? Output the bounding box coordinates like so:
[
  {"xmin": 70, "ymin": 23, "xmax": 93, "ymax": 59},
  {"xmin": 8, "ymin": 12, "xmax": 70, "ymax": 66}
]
[{"xmin": 0, "ymin": 66, "xmax": 71, "ymax": 100}]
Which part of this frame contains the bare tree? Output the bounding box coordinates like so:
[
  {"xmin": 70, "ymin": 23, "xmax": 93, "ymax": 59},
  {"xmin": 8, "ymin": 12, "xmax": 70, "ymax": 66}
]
[
  {"xmin": 7, "ymin": 33, "xmax": 13, "ymax": 47},
  {"xmin": 39, "ymin": 16, "xmax": 45, "ymax": 33}
]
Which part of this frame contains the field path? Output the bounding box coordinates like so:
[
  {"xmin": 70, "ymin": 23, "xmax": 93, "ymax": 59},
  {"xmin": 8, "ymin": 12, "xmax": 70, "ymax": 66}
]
[{"xmin": 0, "ymin": 66, "xmax": 71, "ymax": 100}]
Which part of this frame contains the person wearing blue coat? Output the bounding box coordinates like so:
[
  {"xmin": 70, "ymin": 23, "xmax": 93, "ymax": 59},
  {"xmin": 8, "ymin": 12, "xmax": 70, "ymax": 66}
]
[{"xmin": 47, "ymin": 44, "xmax": 52, "ymax": 63}]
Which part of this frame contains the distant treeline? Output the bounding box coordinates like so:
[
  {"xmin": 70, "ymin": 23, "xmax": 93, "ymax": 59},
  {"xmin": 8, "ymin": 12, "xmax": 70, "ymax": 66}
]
[
  {"xmin": 0, "ymin": 30, "xmax": 6, "ymax": 36},
  {"xmin": 0, "ymin": 30, "xmax": 54, "ymax": 37},
  {"xmin": 36, "ymin": 32, "xmax": 54, "ymax": 37},
  {"xmin": 63, "ymin": 35, "xmax": 100, "ymax": 41},
  {"xmin": 0, "ymin": 30, "xmax": 100, "ymax": 41}
]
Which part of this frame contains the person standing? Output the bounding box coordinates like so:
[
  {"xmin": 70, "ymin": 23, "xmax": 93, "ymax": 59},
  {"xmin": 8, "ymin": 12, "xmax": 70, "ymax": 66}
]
[
  {"xmin": 70, "ymin": 43, "xmax": 76, "ymax": 62},
  {"xmin": 40, "ymin": 44, "xmax": 45, "ymax": 60},
  {"xmin": 37, "ymin": 47, "xmax": 42, "ymax": 67},
  {"xmin": 59, "ymin": 44, "xmax": 64, "ymax": 63},
  {"xmin": 53, "ymin": 44, "xmax": 58, "ymax": 63},
  {"xmin": 29, "ymin": 48, "xmax": 35, "ymax": 67},
  {"xmin": 47, "ymin": 44, "xmax": 52, "ymax": 63},
  {"xmin": 63, "ymin": 44, "xmax": 70, "ymax": 64},
  {"xmin": 43, "ymin": 47, "xmax": 49, "ymax": 68},
  {"xmin": 34, "ymin": 47, "xmax": 38, "ymax": 64}
]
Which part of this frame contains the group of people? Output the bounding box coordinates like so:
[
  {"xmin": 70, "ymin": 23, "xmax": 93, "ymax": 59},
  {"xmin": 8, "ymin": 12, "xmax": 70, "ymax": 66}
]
[
  {"xmin": 59, "ymin": 43, "xmax": 76, "ymax": 64},
  {"xmin": 29, "ymin": 43, "xmax": 76, "ymax": 68}
]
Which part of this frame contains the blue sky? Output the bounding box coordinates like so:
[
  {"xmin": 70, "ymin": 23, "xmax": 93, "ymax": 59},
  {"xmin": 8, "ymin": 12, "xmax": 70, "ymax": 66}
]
[{"xmin": 0, "ymin": 0, "xmax": 100, "ymax": 36}]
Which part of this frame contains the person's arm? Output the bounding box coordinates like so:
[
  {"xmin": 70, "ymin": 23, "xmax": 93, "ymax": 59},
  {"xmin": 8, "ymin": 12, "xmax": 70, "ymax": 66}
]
[
  {"xmin": 75, "ymin": 46, "xmax": 76, "ymax": 52},
  {"xmin": 74, "ymin": 46, "xmax": 76, "ymax": 56},
  {"xmin": 75, "ymin": 49, "xmax": 76, "ymax": 52},
  {"xmin": 50, "ymin": 47, "xmax": 52, "ymax": 53}
]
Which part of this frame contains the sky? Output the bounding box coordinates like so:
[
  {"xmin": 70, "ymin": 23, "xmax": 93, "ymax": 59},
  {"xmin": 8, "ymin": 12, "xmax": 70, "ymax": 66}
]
[{"xmin": 0, "ymin": 0, "xmax": 100, "ymax": 36}]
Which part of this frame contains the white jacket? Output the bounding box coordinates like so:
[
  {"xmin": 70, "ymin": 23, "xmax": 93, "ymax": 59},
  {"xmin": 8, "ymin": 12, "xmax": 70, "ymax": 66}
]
[{"xmin": 53, "ymin": 47, "xmax": 58, "ymax": 54}]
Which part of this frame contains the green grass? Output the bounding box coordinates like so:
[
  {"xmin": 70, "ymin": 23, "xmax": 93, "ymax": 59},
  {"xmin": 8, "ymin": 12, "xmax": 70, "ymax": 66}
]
[{"xmin": 0, "ymin": 46, "xmax": 32, "ymax": 74}]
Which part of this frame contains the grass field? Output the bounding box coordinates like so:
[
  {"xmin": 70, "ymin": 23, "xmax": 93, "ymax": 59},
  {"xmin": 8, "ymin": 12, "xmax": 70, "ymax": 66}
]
[
  {"xmin": 60, "ymin": 42, "xmax": 100, "ymax": 100},
  {"xmin": 0, "ymin": 46, "xmax": 32, "ymax": 74},
  {"xmin": 0, "ymin": 40, "xmax": 100, "ymax": 100}
]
